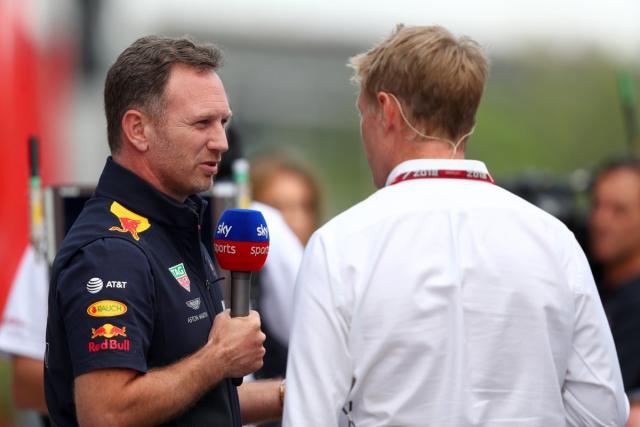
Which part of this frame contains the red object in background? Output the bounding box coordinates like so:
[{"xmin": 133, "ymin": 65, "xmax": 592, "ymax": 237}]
[{"xmin": 0, "ymin": 0, "xmax": 75, "ymax": 317}]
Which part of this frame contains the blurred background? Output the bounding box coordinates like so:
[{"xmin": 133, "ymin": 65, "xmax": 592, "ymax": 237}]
[{"xmin": 0, "ymin": 0, "xmax": 638, "ymax": 425}]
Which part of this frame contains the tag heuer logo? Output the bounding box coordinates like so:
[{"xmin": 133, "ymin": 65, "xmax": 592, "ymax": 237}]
[
  {"xmin": 186, "ymin": 298, "xmax": 201, "ymax": 310},
  {"xmin": 169, "ymin": 263, "xmax": 191, "ymax": 292}
]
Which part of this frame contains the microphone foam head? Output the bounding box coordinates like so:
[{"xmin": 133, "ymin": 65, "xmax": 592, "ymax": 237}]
[{"xmin": 214, "ymin": 209, "xmax": 270, "ymax": 272}]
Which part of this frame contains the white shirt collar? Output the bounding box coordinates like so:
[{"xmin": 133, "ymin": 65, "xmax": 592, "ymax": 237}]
[{"xmin": 385, "ymin": 159, "xmax": 490, "ymax": 187}]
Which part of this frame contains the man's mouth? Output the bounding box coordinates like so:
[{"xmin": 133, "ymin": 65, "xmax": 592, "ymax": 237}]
[{"xmin": 200, "ymin": 161, "xmax": 218, "ymax": 175}]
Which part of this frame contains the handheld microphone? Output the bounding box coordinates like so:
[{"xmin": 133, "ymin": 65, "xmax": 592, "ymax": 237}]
[
  {"xmin": 214, "ymin": 209, "xmax": 269, "ymax": 385},
  {"xmin": 214, "ymin": 209, "xmax": 270, "ymax": 317}
]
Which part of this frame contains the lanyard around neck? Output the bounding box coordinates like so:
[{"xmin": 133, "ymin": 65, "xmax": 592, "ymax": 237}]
[{"xmin": 389, "ymin": 168, "xmax": 495, "ymax": 186}]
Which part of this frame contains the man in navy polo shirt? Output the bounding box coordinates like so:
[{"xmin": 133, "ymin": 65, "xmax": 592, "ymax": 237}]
[{"xmin": 45, "ymin": 36, "xmax": 282, "ymax": 427}]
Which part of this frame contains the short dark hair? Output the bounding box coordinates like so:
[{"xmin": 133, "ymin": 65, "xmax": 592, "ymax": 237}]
[
  {"xmin": 595, "ymin": 157, "xmax": 640, "ymax": 182},
  {"xmin": 590, "ymin": 157, "xmax": 640, "ymax": 197},
  {"xmin": 104, "ymin": 35, "xmax": 223, "ymax": 153}
]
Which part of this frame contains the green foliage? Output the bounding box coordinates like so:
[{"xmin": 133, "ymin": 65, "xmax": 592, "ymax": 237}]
[
  {"xmin": 471, "ymin": 52, "xmax": 638, "ymax": 175},
  {"xmin": 0, "ymin": 357, "xmax": 14, "ymax": 425}
]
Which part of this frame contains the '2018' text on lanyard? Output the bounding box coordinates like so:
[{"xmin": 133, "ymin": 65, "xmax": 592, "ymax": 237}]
[{"xmin": 389, "ymin": 169, "xmax": 495, "ymax": 186}]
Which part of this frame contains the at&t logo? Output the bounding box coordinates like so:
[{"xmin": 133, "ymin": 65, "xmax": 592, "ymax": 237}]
[
  {"xmin": 86, "ymin": 278, "xmax": 103, "ymax": 294},
  {"xmin": 86, "ymin": 277, "xmax": 127, "ymax": 294}
]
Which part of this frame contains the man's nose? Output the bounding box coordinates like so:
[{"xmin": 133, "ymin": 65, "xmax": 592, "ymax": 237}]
[{"xmin": 207, "ymin": 126, "xmax": 229, "ymax": 154}]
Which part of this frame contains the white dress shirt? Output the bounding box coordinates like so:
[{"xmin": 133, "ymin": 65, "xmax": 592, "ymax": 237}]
[
  {"xmin": 0, "ymin": 245, "xmax": 49, "ymax": 360},
  {"xmin": 284, "ymin": 159, "xmax": 628, "ymax": 427}
]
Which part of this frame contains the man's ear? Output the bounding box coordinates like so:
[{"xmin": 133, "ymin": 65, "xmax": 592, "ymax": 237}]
[
  {"xmin": 376, "ymin": 92, "xmax": 398, "ymax": 134},
  {"xmin": 121, "ymin": 109, "xmax": 150, "ymax": 153}
]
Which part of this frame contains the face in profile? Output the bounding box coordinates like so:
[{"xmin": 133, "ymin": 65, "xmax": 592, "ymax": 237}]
[
  {"xmin": 589, "ymin": 168, "xmax": 640, "ymax": 266},
  {"xmin": 258, "ymin": 170, "xmax": 317, "ymax": 246}
]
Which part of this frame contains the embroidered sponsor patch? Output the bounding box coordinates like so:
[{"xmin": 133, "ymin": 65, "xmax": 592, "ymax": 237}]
[
  {"xmin": 88, "ymin": 339, "xmax": 130, "ymax": 353},
  {"xmin": 169, "ymin": 263, "xmax": 191, "ymax": 292},
  {"xmin": 187, "ymin": 311, "xmax": 209, "ymax": 324},
  {"xmin": 86, "ymin": 278, "xmax": 127, "ymax": 294},
  {"xmin": 86, "ymin": 277, "xmax": 103, "ymax": 294},
  {"xmin": 87, "ymin": 300, "xmax": 128, "ymax": 317},
  {"xmin": 186, "ymin": 298, "xmax": 201, "ymax": 310},
  {"xmin": 108, "ymin": 201, "xmax": 151, "ymax": 241},
  {"xmin": 90, "ymin": 323, "xmax": 127, "ymax": 339},
  {"xmin": 88, "ymin": 322, "xmax": 130, "ymax": 352}
]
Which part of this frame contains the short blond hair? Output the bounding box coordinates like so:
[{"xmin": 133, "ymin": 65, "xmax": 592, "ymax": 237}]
[{"xmin": 349, "ymin": 24, "xmax": 488, "ymax": 141}]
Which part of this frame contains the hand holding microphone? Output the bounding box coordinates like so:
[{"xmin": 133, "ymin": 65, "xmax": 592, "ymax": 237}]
[{"xmin": 213, "ymin": 209, "xmax": 270, "ymax": 384}]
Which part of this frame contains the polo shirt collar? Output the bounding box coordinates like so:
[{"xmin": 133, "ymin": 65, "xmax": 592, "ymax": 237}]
[
  {"xmin": 95, "ymin": 157, "xmax": 207, "ymax": 229},
  {"xmin": 385, "ymin": 158, "xmax": 490, "ymax": 187}
]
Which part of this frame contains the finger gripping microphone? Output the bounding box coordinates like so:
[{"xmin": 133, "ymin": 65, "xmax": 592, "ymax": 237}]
[{"xmin": 214, "ymin": 208, "xmax": 270, "ymax": 317}]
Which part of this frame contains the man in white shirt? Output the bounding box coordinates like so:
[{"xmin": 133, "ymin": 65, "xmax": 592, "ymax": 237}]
[{"xmin": 284, "ymin": 24, "xmax": 628, "ymax": 426}]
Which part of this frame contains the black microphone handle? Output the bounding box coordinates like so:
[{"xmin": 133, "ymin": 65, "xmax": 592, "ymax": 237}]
[
  {"xmin": 230, "ymin": 270, "xmax": 252, "ymax": 385},
  {"xmin": 230, "ymin": 271, "xmax": 251, "ymax": 317}
]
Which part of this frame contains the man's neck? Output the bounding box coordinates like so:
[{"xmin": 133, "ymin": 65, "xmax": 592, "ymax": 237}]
[
  {"xmin": 390, "ymin": 146, "xmax": 466, "ymax": 172},
  {"xmin": 603, "ymin": 252, "xmax": 640, "ymax": 289},
  {"xmin": 112, "ymin": 154, "xmax": 186, "ymax": 203},
  {"xmin": 404, "ymin": 140, "xmax": 466, "ymax": 161}
]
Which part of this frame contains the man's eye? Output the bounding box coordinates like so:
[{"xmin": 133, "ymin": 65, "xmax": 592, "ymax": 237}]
[{"xmin": 195, "ymin": 120, "xmax": 209, "ymax": 128}]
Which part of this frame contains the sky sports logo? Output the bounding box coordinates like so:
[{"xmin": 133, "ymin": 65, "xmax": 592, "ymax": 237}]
[
  {"xmin": 216, "ymin": 220, "xmax": 268, "ymax": 239},
  {"xmin": 86, "ymin": 277, "xmax": 127, "ymax": 294},
  {"xmin": 217, "ymin": 222, "xmax": 232, "ymax": 238},
  {"xmin": 256, "ymin": 224, "xmax": 268, "ymax": 238}
]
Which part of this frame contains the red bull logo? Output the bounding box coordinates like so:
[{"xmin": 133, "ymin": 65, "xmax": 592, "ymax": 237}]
[
  {"xmin": 88, "ymin": 322, "xmax": 130, "ymax": 352},
  {"xmin": 108, "ymin": 201, "xmax": 151, "ymax": 241},
  {"xmin": 91, "ymin": 323, "xmax": 127, "ymax": 339},
  {"xmin": 88, "ymin": 339, "xmax": 131, "ymax": 352}
]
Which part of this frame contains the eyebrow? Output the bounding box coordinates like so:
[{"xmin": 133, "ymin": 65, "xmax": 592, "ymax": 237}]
[{"xmin": 192, "ymin": 110, "xmax": 233, "ymax": 121}]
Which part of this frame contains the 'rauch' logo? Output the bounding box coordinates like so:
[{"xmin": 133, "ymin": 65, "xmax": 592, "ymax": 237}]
[
  {"xmin": 169, "ymin": 263, "xmax": 191, "ymax": 292},
  {"xmin": 87, "ymin": 300, "xmax": 128, "ymax": 317}
]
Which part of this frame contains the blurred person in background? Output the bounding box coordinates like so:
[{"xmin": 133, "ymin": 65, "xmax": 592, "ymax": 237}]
[
  {"xmin": 251, "ymin": 156, "xmax": 322, "ymax": 246},
  {"xmin": 590, "ymin": 158, "xmax": 640, "ymax": 427},
  {"xmin": 45, "ymin": 35, "xmax": 282, "ymax": 427},
  {"xmin": 0, "ymin": 245, "xmax": 50, "ymax": 423},
  {"xmin": 284, "ymin": 24, "xmax": 628, "ymax": 426},
  {"xmin": 248, "ymin": 156, "xmax": 323, "ymax": 426},
  {"xmin": 244, "ymin": 202, "xmax": 301, "ymax": 427}
]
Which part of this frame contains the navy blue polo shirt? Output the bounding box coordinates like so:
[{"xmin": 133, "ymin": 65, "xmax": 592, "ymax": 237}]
[
  {"xmin": 602, "ymin": 276, "xmax": 640, "ymax": 395},
  {"xmin": 45, "ymin": 157, "xmax": 241, "ymax": 427}
]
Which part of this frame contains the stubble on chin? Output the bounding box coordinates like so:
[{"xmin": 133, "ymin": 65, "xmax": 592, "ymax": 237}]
[{"xmin": 192, "ymin": 175, "xmax": 214, "ymax": 195}]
